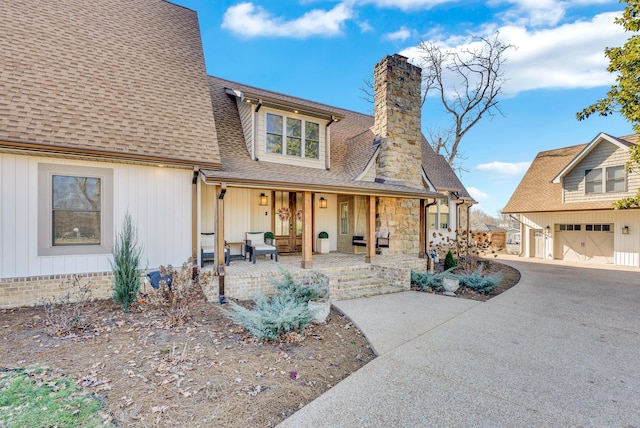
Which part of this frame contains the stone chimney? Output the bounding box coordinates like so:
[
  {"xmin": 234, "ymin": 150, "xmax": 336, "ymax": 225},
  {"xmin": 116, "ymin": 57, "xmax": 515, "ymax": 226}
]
[{"xmin": 373, "ymin": 54, "xmax": 423, "ymax": 189}]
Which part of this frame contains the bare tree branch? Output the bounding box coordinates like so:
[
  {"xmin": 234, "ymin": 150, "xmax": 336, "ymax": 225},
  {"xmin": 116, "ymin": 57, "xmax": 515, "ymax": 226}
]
[
  {"xmin": 359, "ymin": 33, "xmax": 514, "ymax": 169},
  {"xmin": 419, "ymin": 32, "xmax": 514, "ymax": 166}
]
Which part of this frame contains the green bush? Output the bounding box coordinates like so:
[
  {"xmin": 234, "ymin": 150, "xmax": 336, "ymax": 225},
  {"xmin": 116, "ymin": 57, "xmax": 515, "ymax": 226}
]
[
  {"xmin": 318, "ymin": 231, "xmax": 329, "ymax": 239},
  {"xmin": 264, "ymin": 231, "xmax": 275, "ymax": 239},
  {"xmin": 111, "ymin": 213, "xmax": 143, "ymax": 311},
  {"xmin": 411, "ymin": 267, "xmax": 456, "ymax": 292},
  {"xmin": 457, "ymin": 267, "xmax": 503, "ymax": 294},
  {"xmin": 443, "ymin": 250, "xmax": 457, "ymax": 271},
  {"xmin": 223, "ymin": 269, "xmax": 327, "ymax": 340}
]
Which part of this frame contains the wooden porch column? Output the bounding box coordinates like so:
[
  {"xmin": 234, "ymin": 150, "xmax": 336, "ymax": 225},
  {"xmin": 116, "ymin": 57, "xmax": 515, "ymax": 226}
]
[
  {"xmin": 216, "ymin": 183, "xmax": 227, "ymax": 303},
  {"xmin": 419, "ymin": 199, "xmax": 426, "ymax": 258},
  {"xmin": 301, "ymin": 191, "xmax": 313, "ymax": 269},
  {"xmin": 365, "ymin": 195, "xmax": 376, "ymax": 263}
]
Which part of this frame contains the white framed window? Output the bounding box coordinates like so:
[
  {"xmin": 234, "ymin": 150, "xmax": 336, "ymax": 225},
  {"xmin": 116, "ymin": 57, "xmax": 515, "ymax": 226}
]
[
  {"xmin": 340, "ymin": 202, "xmax": 349, "ymax": 235},
  {"xmin": 38, "ymin": 164, "xmax": 114, "ymax": 256},
  {"xmin": 266, "ymin": 113, "xmax": 320, "ymax": 159},
  {"xmin": 428, "ymin": 199, "xmax": 450, "ymax": 230},
  {"xmin": 585, "ymin": 168, "xmax": 602, "ymax": 193},
  {"xmin": 606, "ymin": 165, "xmax": 625, "ymax": 192},
  {"xmin": 585, "ymin": 165, "xmax": 626, "ymax": 194}
]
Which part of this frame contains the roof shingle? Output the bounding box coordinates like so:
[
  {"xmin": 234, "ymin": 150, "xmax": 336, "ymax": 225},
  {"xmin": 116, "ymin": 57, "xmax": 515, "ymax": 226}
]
[{"xmin": 0, "ymin": 0, "xmax": 220, "ymax": 166}]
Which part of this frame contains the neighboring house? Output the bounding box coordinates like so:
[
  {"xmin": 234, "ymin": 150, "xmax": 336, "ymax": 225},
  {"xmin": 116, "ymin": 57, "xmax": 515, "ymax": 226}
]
[
  {"xmin": 0, "ymin": 0, "xmax": 474, "ymax": 308},
  {"xmin": 503, "ymin": 133, "xmax": 640, "ymax": 267}
]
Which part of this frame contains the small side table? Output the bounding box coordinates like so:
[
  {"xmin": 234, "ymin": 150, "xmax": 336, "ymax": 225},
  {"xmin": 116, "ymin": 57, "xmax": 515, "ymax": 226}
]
[{"xmin": 226, "ymin": 241, "xmax": 245, "ymax": 261}]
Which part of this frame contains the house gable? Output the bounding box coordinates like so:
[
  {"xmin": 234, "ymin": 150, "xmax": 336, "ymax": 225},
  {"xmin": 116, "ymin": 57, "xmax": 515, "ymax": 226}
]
[
  {"xmin": 225, "ymin": 88, "xmax": 341, "ymax": 170},
  {"xmin": 561, "ymin": 140, "xmax": 639, "ymax": 204}
]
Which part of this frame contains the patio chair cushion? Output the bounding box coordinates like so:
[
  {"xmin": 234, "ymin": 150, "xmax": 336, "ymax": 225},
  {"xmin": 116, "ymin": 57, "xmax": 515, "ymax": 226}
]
[
  {"xmin": 252, "ymin": 243, "xmax": 276, "ymax": 252},
  {"xmin": 245, "ymin": 232, "xmax": 265, "ymax": 245}
]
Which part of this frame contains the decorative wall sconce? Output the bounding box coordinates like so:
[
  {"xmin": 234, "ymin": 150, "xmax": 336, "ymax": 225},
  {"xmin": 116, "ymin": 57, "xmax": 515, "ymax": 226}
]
[
  {"xmin": 622, "ymin": 225, "xmax": 630, "ymax": 235},
  {"xmin": 319, "ymin": 197, "xmax": 328, "ymax": 209},
  {"xmin": 258, "ymin": 193, "xmax": 268, "ymax": 206}
]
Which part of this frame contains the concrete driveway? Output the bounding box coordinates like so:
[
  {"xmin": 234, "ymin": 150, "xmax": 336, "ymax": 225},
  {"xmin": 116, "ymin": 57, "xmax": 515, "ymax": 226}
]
[{"xmin": 279, "ymin": 258, "xmax": 640, "ymax": 427}]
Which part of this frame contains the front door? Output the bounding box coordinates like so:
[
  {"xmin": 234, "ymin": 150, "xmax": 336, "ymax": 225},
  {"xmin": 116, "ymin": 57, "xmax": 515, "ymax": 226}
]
[{"xmin": 274, "ymin": 191, "xmax": 302, "ymax": 253}]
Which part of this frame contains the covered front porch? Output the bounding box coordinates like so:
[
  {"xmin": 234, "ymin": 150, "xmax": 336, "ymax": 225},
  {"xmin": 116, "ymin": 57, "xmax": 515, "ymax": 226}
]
[{"xmin": 200, "ymin": 252, "xmax": 427, "ymax": 302}]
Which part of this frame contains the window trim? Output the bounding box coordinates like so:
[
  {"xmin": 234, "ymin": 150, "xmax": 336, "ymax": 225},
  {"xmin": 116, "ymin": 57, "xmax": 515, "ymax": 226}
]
[
  {"xmin": 38, "ymin": 163, "xmax": 114, "ymax": 256},
  {"xmin": 340, "ymin": 202, "xmax": 349, "ymax": 235},
  {"xmin": 584, "ymin": 168, "xmax": 602, "ymax": 194},
  {"xmin": 265, "ymin": 112, "xmax": 320, "ymax": 160},
  {"xmin": 585, "ymin": 165, "xmax": 626, "ymax": 194},
  {"xmin": 605, "ymin": 165, "xmax": 626, "ymax": 193}
]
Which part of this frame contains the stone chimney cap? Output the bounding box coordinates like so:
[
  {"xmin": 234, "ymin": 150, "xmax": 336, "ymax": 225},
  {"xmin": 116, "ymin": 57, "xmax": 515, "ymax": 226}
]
[{"xmin": 392, "ymin": 54, "xmax": 408, "ymax": 62}]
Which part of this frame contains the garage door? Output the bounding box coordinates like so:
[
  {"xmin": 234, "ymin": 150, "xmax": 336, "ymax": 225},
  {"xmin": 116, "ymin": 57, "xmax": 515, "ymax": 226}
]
[{"xmin": 554, "ymin": 224, "xmax": 614, "ymax": 264}]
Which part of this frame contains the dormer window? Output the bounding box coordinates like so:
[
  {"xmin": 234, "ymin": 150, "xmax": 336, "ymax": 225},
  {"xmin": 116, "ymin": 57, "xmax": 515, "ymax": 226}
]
[
  {"xmin": 585, "ymin": 165, "xmax": 626, "ymax": 194},
  {"xmin": 266, "ymin": 113, "xmax": 319, "ymax": 159}
]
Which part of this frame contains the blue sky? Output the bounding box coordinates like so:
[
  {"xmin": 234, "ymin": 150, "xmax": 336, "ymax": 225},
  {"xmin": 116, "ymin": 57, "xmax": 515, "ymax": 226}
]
[{"xmin": 172, "ymin": 0, "xmax": 633, "ymax": 215}]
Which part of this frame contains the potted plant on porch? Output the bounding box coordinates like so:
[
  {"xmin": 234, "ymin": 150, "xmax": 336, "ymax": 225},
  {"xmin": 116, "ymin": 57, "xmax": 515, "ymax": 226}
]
[
  {"xmin": 317, "ymin": 231, "xmax": 330, "ymax": 254},
  {"xmin": 264, "ymin": 231, "xmax": 275, "ymax": 246}
]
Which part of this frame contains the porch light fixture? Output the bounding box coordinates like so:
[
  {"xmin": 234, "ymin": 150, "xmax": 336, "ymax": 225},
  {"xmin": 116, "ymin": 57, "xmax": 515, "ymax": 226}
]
[
  {"xmin": 622, "ymin": 225, "xmax": 630, "ymax": 234},
  {"xmin": 259, "ymin": 193, "xmax": 268, "ymax": 206},
  {"xmin": 319, "ymin": 197, "xmax": 327, "ymax": 209}
]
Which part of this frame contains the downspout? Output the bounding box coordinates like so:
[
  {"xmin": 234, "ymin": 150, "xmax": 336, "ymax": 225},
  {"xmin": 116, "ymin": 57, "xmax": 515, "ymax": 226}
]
[
  {"xmin": 191, "ymin": 167, "xmax": 199, "ymax": 262},
  {"xmin": 216, "ymin": 183, "xmax": 227, "ymax": 303}
]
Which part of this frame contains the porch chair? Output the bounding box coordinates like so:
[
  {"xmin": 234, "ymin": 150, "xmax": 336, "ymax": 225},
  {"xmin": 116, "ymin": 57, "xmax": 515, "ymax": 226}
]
[
  {"xmin": 200, "ymin": 232, "xmax": 230, "ymax": 267},
  {"xmin": 245, "ymin": 232, "xmax": 278, "ymax": 264}
]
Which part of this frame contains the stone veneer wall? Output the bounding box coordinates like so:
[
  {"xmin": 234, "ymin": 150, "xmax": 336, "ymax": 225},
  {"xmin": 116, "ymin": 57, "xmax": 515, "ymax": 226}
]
[
  {"xmin": 373, "ymin": 54, "xmax": 423, "ymax": 189},
  {"xmin": 0, "ymin": 272, "xmax": 113, "ymax": 309},
  {"xmin": 376, "ymin": 196, "xmax": 420, "ymax": 255}
]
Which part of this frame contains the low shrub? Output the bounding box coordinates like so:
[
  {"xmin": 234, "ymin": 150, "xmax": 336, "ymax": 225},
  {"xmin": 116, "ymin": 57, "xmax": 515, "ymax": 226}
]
[
  {"xmin": 318, "ymin": 231, "xmax": 329, "ymax": 239},
  {"xmin": 443, "ymin": 250, "xmax": 457, "ymax": 271},
  {"xmin": 142, "ymin": 259, "xmax": 211, "ymax": 327},
  {"xmin": 223, "ymin": 269, "xmax": 327, "ymax": 340},
  {"xmin": 40, "ymin": 276, "xmax": 93, "ymax": 337},
  {"xmin": 457, "ymin": 267, "xmax": 503, "ymax": 294},
  {"xmin": 411, "ymin": 267, "xmax": 456, "ymax": 292}
]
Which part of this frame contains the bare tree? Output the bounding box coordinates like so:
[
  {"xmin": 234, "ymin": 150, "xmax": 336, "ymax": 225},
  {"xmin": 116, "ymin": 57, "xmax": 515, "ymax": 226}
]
[
  {"xmin": 361, "ymin": 32, "xmax": 514, "ymax": 170},
  {"xmin": 419, "ymin": 33, "xmax": 513, "ymax": 167}
]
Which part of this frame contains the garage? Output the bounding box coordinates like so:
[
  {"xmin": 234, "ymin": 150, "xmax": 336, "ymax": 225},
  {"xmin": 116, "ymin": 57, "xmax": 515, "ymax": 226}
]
[{"xmin": 554, "ymin": 224, "xmax": 614, "ymax": 264}]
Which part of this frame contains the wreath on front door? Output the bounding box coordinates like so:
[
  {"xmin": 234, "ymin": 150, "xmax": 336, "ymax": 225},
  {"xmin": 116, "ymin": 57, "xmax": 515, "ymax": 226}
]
[{"xmin": 277, "ymin": 206, "xmax": 291, "ymax": 221}]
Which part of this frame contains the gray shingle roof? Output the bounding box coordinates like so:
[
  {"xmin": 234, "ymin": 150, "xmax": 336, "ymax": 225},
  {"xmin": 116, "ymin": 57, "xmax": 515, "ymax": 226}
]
[
  {"xmin": 0, "ymin": 0, "xmax": 220, "ymax": 166},
  {"xmin": 204, "ymin": 76, "xmax": 472, "ymax": 199}
]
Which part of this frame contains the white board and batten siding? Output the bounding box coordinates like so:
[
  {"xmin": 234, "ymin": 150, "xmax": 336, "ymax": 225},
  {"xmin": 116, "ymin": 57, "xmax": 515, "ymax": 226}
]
[
  {"xmin": 519, "ymin": 211, "xmax": 640, "ymax": 267},
  {"xmin": 0, "ymin": 153, "xmax": 193, "ymax": 279},
  {"xmin": 199, "ymin": 187, "xmax": 338, "ymax": 252}
]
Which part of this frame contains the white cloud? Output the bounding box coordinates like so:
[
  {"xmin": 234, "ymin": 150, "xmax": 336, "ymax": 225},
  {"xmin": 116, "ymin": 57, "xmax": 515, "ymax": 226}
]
[
  {"xmin": 467, "ymin": 186, "xmax": 490, "ymax": 201},
  {"xmin": 400, "ymin": 11, "xmax": 626, "ymax": 95},
  {"xmin": 382, "ymin": 26, "xmax": 412, "ymax": 41},
  {"xmin": 476, "ymin": 161, "xmax": 531, "ymax": 175},
  {"xmin": 357, "ymin": 0, "xmax": 451, "ymax": 10},
  {"xmin": 357, "ymin": 20, "xmax": 374, "ymax": 33},
  {"xmin": 221, "ymin": 2, "xmax": 353, "ymax": 38},
  {"xmin": 493, "ymin": 0, "xmax": 567, "ymax": 27}
]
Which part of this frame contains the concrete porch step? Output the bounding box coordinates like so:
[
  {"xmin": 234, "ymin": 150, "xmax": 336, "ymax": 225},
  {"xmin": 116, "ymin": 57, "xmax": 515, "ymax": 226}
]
[{"xmin": 331, "ymin": 284, "xmax": 406, "ymax": 301}]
